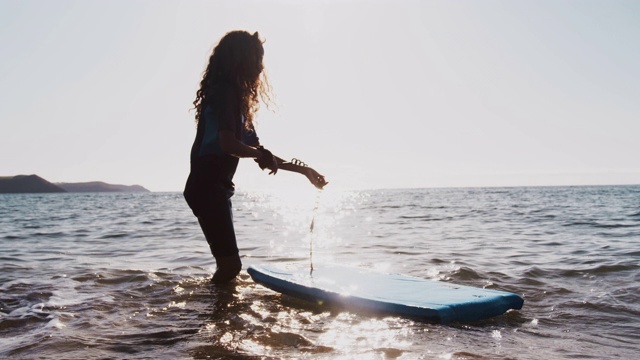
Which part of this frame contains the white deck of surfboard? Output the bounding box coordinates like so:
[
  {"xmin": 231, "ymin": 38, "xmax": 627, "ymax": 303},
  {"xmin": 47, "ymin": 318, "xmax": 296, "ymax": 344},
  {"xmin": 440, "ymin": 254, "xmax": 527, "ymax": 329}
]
[{"xmin": 248, "ymin": 263, "xmax": 524, "ymax": 323}]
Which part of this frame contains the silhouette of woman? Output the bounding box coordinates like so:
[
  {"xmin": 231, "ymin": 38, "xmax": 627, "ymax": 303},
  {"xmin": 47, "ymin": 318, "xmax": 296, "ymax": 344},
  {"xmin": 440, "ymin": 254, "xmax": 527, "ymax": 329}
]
[{"xmin": 184, "ymin": 31, "xmax": 327, "ymax": 283}]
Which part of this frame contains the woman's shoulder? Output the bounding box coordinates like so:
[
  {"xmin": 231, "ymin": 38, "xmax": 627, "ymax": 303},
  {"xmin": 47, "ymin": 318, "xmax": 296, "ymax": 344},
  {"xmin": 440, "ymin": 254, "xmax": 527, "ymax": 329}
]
[
  {"xmin": 203, "ymin": 82, "xmax": 240, "ymax": 126},
  {"xmin": 203, "ymin": 82, "xmax": 238, "ymax": 112}
]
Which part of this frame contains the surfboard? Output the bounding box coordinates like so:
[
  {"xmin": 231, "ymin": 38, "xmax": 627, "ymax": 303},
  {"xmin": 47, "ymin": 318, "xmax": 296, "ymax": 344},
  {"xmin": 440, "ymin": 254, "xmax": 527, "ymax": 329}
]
[{"xmin": 247, "ymin": 263, "xmax": 524, "ymax": 324}]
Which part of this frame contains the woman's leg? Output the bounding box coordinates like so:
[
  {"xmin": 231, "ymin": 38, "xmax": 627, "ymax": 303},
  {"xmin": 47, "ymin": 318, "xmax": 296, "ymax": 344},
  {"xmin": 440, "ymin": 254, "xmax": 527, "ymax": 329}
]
[{"xmin": 197, "ymin": 197, "xmax": 242, "ymax": 283}]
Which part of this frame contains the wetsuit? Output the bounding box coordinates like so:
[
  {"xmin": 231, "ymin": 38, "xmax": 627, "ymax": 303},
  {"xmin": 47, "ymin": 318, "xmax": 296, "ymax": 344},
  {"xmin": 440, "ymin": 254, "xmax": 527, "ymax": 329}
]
[{"xmin": 184, "ymin": 85, "xmax": 258, "ymax": 258}]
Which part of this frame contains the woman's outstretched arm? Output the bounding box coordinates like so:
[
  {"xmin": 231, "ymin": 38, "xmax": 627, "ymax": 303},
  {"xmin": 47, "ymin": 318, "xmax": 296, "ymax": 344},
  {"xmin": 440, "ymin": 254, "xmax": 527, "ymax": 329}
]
[
  {"xmin": 274, "ymin": 156, "xmax": 328, "ymax": 189},
  {"xmin": 223, "ymin": 131, "xmax": 327, "ymax": 189}
]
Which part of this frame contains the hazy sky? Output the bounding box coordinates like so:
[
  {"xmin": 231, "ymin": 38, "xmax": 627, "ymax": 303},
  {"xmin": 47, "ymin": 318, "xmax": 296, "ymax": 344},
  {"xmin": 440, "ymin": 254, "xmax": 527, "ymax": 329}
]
[{"xmin": 1, "ymin": 0, "xmax": 639, "ymax": 191}]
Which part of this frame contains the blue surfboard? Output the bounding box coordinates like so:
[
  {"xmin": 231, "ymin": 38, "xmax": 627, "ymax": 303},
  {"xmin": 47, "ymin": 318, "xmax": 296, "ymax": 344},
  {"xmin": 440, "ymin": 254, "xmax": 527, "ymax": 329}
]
[{"xmin": 248, "ymin": 263, "xmax": 523, "ymax": 324}]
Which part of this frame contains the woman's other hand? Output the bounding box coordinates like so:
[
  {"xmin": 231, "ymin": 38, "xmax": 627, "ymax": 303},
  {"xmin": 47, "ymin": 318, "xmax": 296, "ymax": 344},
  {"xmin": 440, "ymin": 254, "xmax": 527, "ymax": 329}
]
[{"xmin": 305, "ymin": 168, "xmax": 328, "ymax": 189}]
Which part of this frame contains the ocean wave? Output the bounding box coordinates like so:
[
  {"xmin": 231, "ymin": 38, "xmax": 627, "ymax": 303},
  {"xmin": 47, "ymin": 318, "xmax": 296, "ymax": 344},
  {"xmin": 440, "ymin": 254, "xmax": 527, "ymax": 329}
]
[
  {"xmin": 523, "ymin": 263, "xmax": 639, "ymax": 280},
  {"xmin": 562, "ymin": 220, "xmax": 638, "ymax": 229}
]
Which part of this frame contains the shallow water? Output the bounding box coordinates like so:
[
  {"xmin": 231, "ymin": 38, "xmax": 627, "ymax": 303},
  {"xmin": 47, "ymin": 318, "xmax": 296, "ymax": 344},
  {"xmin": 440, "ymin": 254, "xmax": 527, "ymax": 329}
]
[{"xmin": 1, "ymin": 186, "xmax": 639, "ymax": 359}]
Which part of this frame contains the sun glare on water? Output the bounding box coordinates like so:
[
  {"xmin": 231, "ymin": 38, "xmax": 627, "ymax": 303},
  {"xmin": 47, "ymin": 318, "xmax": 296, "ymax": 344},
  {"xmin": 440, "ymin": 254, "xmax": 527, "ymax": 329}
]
[{"xmin": 242, "ymin": 188, "xmax": 373, "ymax": 266}]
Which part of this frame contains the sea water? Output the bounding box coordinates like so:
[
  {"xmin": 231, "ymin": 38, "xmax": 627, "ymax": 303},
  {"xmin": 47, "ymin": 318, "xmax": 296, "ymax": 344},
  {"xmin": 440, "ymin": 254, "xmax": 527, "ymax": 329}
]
[{"xmin": 0, "ymin": 186, "xmax": 639, "ymax": 359}]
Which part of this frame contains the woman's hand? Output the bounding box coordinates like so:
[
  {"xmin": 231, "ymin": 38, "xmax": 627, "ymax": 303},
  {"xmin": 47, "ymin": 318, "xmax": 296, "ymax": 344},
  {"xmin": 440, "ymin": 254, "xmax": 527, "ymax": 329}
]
[
  {"xmin": 256, "ymin": 146, "xmax": 278, "ymax": 175},
  {"xmin": 304, "ymin": 168, "xmax": 328, "ymax": 189}
]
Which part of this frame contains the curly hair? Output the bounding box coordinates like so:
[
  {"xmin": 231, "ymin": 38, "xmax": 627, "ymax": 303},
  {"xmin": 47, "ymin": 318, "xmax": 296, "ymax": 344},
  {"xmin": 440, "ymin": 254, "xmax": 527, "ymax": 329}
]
[{"xmin": 193, "ymin": 31, "xmax": 272, "ymax": 129}]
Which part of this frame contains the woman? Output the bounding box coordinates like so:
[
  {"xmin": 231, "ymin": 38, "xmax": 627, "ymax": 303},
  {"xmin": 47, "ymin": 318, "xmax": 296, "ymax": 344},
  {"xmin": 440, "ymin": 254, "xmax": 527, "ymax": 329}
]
[{"xmin": 184, "ymin": 31, "xmax": 327, "ymax": 284}]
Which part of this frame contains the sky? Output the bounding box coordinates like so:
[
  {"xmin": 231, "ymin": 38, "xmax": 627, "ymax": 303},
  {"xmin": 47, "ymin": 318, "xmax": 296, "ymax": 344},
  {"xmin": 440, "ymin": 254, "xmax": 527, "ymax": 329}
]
[{"xmin": 1, "ymin": 0, "xmax": 639, "ymax": 191}]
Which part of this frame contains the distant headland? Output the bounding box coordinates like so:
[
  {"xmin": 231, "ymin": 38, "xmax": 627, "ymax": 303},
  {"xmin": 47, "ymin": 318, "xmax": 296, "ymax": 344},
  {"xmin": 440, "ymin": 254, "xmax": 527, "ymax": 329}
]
[{"xmin": 0, "ymin": 175, "xmax": 150, "ymax": 194}]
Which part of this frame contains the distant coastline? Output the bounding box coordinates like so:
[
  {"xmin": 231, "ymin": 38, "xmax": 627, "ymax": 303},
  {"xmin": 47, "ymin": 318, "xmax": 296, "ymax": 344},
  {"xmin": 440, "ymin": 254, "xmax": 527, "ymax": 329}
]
[{"xmin": 0, "ymin": 175, "xmax": 150, "ymax": 194}]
